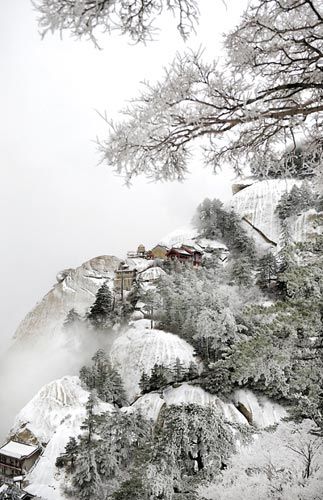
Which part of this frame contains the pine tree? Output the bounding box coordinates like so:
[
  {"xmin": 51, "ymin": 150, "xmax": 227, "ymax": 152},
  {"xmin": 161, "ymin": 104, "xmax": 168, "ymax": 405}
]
[
  {"xmin": 230, "ymin": 256, "xmax": 254, "ymax": 287},
  {"xmin": 139, "ymin": 371, "xmax": 150, "ymax": 394},
  {"xmin": 81, "ymin": 391, "xmax": 98, "ymax": 444},
  {"xmin": 173, "ymin": 357, "xmax": 185, "ymax": 382},
  {"xmin": 63, "ymin": 308, "xmax": 82, "ymax": 329},
  {"xmin": 148, "ymin": 363, "xmax": 168, "ymax": 391},
  {"xmin": 70, "ymin": 447, "xmax": 103, "ymax": 500},
  {"xmin": 79, "ymin": 365, "xmax": 94, "ymax": 389},
  {"xmin": 64, "ymin": 436, "xmax": 78, "ymax": 472},
  {"xmin": 80, "ymin": 349, "xmax": 128, "ymax": 407},
  {"xmin": 257, "ymin": 252, "xmax": 278, "ymax": 290},
  {"xmin": 187, "ymin": 361, "xmax": 199, "ymax": 380},
  {"xmin": 87, "ymin": 282, "xmax": 114, "ymax": 328}
]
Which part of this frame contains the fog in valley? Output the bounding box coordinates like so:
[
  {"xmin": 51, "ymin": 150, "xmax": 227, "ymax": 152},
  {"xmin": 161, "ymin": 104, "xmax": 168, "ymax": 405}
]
[{"xmin": 1, "ymin": 0, "xmax": 246, "ymax": 438}]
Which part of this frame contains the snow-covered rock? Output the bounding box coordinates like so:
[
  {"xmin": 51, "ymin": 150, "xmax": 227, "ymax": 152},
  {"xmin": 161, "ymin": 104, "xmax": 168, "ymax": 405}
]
[
  {"xmin": 129, "ymin": 383, "xmax": 287, "ymax": 429},
  {"xmin": 226, "ymin": 179, "xmax": 301, "ymax": 248},
  {"xmin": 233, "ymin": 389, "xmax": 288, "ymax": 428},
  {"xmin": 110, "ymin": 320, "xmax": 202, "ymax": 401},
  {"xmin": 138, "ymin": 266, "xmax": 167, "ymax": 282},
  {"xmin": 14, "ymin": 255, "xmax": 120, "ymax": 343},
  {"xmin": 126, "ymin": 257, "xmax": 153, "ymax": 273},
  {"xmin": 130, "ymin": 393, "xmax": 165, "ymax": 422},
  {"xmin": 163, "ymin": 384, "xmax": 246, "ymax": 424},
  {"xmin": 11, "ymin": 376, "xmax": 90, "ymax": 444},
  {"xmin": 12, "ymin": 376, "xmax": 113, "ymax": 500}
]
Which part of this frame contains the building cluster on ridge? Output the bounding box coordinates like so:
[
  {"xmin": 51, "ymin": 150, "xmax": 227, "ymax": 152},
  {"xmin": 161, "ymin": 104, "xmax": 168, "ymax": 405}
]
[{"xmin": 114, "ymin": 240, "xmax": 229, "ymax": 293}]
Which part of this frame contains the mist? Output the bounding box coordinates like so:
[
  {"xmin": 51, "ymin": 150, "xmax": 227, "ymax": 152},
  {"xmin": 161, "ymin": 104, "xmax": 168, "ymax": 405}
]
[{"xmin": 0, "ymin": 323, "xmax": 118, "ymax": 440}]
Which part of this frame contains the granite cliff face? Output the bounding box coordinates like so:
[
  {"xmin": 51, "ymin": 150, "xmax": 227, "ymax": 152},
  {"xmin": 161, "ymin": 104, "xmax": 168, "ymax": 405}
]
[
  {"xmin": 226, "ymin": 178, "xmax": 322, "ymax": 250},
  {"xmin": 14, "ymin": 255, "xmax": 120, "ymax": 343}
]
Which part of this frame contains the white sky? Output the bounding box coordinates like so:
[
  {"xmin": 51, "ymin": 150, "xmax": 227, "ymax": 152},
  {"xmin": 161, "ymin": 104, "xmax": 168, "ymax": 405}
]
[{"xmin": 0, "ymin": 0, "xmax": 247, "ymax": 348}]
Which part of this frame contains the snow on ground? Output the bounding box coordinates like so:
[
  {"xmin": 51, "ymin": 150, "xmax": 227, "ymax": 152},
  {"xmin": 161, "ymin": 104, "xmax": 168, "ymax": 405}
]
[
  {"xmin": 12, "ymin": 376, "xmax": 113, "ymax": 500},
  {"xmin": 12, "ymin": 376, "xmax": 89, "ymax": 444},
  {"xmin": 199, "ymin": 419, "xmax": 323, "ymax": 500},
  {"xmin": 159, "ymin": 226, "xmax": 198, "ymax": 248},
  {"xmin": 110, "ymin": 320, "xmax": 202, "ymax": 401},
  {"xmin": 130, "ymin": 383, "xmax": 287, "ymax": 429},
  {"xmin": 138, "ymin": 266, "xmax": 167, "ymax": 282},
  {"xmin": 164, "ymin": 384, "xmax": 246, "ymax": 424}
]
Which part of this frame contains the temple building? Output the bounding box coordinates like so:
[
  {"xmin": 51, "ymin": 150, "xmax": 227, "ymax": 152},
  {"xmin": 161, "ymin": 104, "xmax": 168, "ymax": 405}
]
[
  {"xmin": 114, "ymin": 262, "xmax": 137, "ymax": 293},
  {"xmin": 0, "ymin": 441, "xmax": 40, "ymax": 480},
  {"xmin": 166, "ymin": 245, "xmax": 203, "ymax": 266}
]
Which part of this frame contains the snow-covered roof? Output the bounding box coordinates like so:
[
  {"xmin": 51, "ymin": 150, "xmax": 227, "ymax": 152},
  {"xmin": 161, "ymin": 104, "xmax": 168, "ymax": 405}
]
[
  {"xmin": 168, "ymin": 248, "xmax": 192, "ymax": 256},
  {"xmin": 138, "ymin": 266, "xmax": 167, "ymax": 282},
  {"xmin": 0, "ymin": 441, "xmax": 39, "ymax": 459},
  {"xmin": 196, "ymin": 238, "xmax": 228, "ymax": 251}
]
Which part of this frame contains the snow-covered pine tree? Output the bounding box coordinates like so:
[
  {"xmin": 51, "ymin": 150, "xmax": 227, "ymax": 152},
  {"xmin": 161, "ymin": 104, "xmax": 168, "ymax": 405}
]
[
  {"xmin": 187, "ymin": 361, "xmax": 199, "ymax": 380},
  {"xmin": 139, "ymin": 371, "xmax": 150, "ymax": 394},
  {"xmin": 230, "ymin": 256, "xmax": 254, "ymax": 287},
  {"xmin": 70, "ymin": 447, "xmax": 103, "ymax": 500},
  {"xmin": 148, "ymin": 363, "xmax": 168, "ymax": 391},
  {"xmin": 63, "ymin": 308, "xmax": 82, "ymax": 329},
  {"xmin": 257, "ymin": 252, "xmax": 278, "ymax": 290},
  {"xmin": 87, "ymin": 282, "xmax": 114, "ymax": 328},
  {"xmin": 80, "ymin": 349, "xmax": 127, "ymax": 407}
]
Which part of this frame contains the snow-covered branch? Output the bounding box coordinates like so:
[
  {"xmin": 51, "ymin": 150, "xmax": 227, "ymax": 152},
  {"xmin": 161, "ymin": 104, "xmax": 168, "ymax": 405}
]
[
  {"xmin": 98, "ymin": 0, "xmax": 323, "ymax": 180},
  {"xmin": 32, "ymin": 0, "xmax": 199, "ymax": 45}
]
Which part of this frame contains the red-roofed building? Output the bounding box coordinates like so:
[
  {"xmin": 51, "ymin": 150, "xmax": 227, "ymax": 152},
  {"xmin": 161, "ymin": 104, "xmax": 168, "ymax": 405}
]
[{"xmin": 166, "ymin": 246, "xmax": 203, "ymax": 266}]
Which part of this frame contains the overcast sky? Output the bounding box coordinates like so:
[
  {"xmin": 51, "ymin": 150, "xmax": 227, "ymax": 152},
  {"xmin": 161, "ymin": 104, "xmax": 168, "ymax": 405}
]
[{"xmin": 0, "ymin": 0, "xmax": 247, "ymax": 349}]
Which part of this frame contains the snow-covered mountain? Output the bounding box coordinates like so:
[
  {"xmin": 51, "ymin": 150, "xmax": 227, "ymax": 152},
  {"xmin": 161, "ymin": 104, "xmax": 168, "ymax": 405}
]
[
  {"xmin": 1, "ymin": 178, "xmax": 322, "ymax": 499},
  {"xmin": 11, "ymin": 376, "xmax": 287, "ymax": 500},
  {"xmin": 11, "ymin": 376, "xmax": 113, "ymax": 500},
  {"xmin": 14, "ymin": 255, "xmax": 121, "ymax": 343},
  {"xmin": 110, "ymin": 319, "xmax": 201, "ymax": 400}
]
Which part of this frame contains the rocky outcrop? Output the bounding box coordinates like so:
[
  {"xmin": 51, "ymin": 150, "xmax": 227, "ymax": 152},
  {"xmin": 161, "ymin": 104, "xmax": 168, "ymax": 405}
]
[
  {"xmin": 14, "ymin": 255, "xmax": 120, "ymax": 343},
  {"xmin": 12, "ymin": 376, "xmax": 113, "ymax": 500},
  {"xmin": 110, "ymin": 319, "xmax": 202, "ymax": 401},
  {"xmin": 226, "ymin": 179, "xmax": 301, "ymax": 249},
  {"xmin": 226, "ymin": 178, "xmax": 323, "ymax": 251}
]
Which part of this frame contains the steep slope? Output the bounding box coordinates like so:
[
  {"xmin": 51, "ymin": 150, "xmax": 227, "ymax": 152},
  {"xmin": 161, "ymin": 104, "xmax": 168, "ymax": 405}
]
[
  {"xmin": 225, "ymin": 179, "xmax": 301, "ymax": 248},
  {"xmin": 110, "ymin": 319, "xmax": 201, "ymax": 401},
  {"xmin": 14, "ymin": 255, "xmax": 120, "ymax": 343},
  {"xmin": 0, "ymin": 256, "xmax": 121, "ymax": 439},
  {"xmin": 131, "ymin": 384, "xmax": 287, "ymax": 427},
  {"xmin": 12, "ymin": 376, "xmax": 288, "ymax": 500},
  {"xmin": 11, "ymin": 376, "xmax": 113, "ymax": 500}
]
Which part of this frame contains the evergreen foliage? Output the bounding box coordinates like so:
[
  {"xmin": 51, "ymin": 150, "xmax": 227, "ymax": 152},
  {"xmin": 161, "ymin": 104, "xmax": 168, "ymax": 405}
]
[
  {"xmin": 63, "ymin": 308, "xmax": 82, "ymax": 329},
  {"xmin": 87, "ymin": 282, "xmax": 114, "ymax": 328},
  {"xmin": 257, "ymin": 252, "xmax": 278, "ymax": 290},
  {"xmin": 80, "ymin": 349, "xmax": 127, "ymax": 407},
  {"xmin": 276, "ymin": 183, "xmax": 317, "ymax": 221},
  {"xmin": 139, "ymin": 359, "xmax": 199, "ymax": 393},
  {"xmin": 193, "ymin": 198, "xmax": 256, "ymax": 263}
]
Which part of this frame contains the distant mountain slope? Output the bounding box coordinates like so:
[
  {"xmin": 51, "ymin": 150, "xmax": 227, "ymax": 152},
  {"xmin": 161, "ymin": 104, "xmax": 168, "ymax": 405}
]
[{"xmin": 14, "ymin": 255, "xmax": 120, "ymax": 343}]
